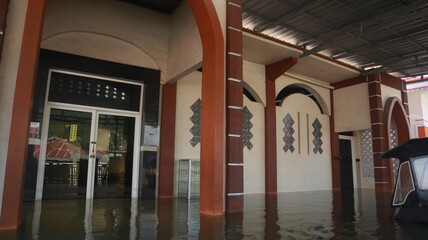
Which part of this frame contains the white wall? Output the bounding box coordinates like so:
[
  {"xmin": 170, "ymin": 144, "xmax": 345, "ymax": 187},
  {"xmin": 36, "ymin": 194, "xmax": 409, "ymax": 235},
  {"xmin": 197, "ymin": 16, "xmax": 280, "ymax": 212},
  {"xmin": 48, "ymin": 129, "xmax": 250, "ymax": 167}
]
[
  {"xmin": 174, "ymin": 70, "xmax": 266, "ymax": 195},
  {"xmin": 408, "ymin": 89, "xmax": 428, "ymax": 138},
  {"xmin": 243, "ymin": 96, "xmax": 265, "ymax": 194},
  {"xmin": 276, "ymin": 74, "xmax": 331, "ymax": 115},
  {"xmin": 0, "ymin": 0, "xmax": 28, "ymax": 216},
  {"xmin": 42, "ymin": 0, "xmax": 170, "ymax": 81},
  {"xmin": 421, "ymin": 94, "xmax": 428, "ymax": 121},
  {"xmin": 243, "ymin": 60, "xmax": 266, "ymax": 106},
  {"xmin": 212, "ymin": 0, "xmax": 226, "ymax": 36},
  {"xmin": 334, "ymin": 83, "xmax": 371, "ymax": 132},
  {"xmin": 381, "ymin": 85, "xmax": 401, "ymax": 107},
  {"xmin": 167, "ymin": 2, "xmax": 202, "ymax": 82},
  {"xmin": 276, "ymin": 94, "xmax": 332, "ymax": 192},
  {"xmin": 174, "ymin": 71, "xmax": 202, "ymax": 196}
]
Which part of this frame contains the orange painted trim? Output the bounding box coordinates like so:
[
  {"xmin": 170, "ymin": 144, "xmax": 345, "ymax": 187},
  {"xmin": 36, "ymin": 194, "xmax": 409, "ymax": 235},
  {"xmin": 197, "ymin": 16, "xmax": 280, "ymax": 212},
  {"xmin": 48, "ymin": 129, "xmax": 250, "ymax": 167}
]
[
  {"xmin": 329, "ymin": 90, "xmax": 341, "ymax": 190},
  {"xmin": 384, "ymin": 97, "xmax": 410, "ymax": 146},
  {"xmin": 266, "ymin": 57, "xmax": 298, "ymax": 81},
  {"xmin": 383, "ymin": 97, "xmax": 410, "ymax": 192},
  {"xmin": 415, "ymin": 119, "xmax": 428, "ymax": 123},
  {"xmin": 243, "ymin": 28, "xmax": 361, "ymax": 72},
  {"xmin": 417, "ymin": 126, "xmax": 428, "ymax": 138},
  {"xmin": 380, "ymin": 72, "xmax": 403, "ymax": 91},
  {"xmin": 331, "ymin": 75, "xmax": 366, "ymax": 90},
  {"xmin": 187, "ymin": 0, "xmax": 225, "ymax": 215},
  {"xmin": 407, "ymin": 86, "xmax": 428, "ymax": 91},
  {"xmin": 264, "ymin": 76, "xmax": 277, "ymax": 194},
  {"xmin": 158, "ymin": 83, "xmax": 177, "ymax": 198},
  {"xmin": 0, "ymin": 0, "xmax": 47, "ymax": 229},
  {"xmin": 264, "ymin": 57, "xmax": 298, "ymax": 195}
]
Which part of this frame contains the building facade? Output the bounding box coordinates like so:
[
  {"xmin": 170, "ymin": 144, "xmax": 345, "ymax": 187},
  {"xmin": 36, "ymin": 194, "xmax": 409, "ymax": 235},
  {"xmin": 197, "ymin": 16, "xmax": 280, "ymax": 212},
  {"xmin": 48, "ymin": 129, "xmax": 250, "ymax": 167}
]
[{"xmin": 0, "ymin": 0, "xmax": 411, "ymax": 229}]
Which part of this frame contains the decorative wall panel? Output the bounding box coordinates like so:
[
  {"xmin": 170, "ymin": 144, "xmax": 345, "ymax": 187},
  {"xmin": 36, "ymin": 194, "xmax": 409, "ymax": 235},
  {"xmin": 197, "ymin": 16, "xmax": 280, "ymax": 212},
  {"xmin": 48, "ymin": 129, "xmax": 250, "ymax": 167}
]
[
  {"xmin": 283, "ymin": 113, "xmax": 295, "ymax": 153},
  {"xmin": 390, "ymin": 128, "xmax": 399, "ymax": 177},
  {"xmin": 243, "ymin": 106, "xmax": 254, "ymax": 150},
  {"xmin": 189, "ymin": 98, "xmax": 201, "ymax": 147},
  {"xmin": 361, "ymin": 130, "xmax": 374, "ymax": 177},
  {"xmin": 312, "ymin": 118, "xmax": 323, "ymax": 154}
]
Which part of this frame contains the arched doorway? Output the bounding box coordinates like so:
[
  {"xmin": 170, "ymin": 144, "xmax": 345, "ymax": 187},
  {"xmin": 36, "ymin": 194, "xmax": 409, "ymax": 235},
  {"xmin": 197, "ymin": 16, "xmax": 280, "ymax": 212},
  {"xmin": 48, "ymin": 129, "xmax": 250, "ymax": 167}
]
[
  {"xmin": 0, "ymin": 0, "xmax": 224, "ymax": 228},
  {"xmin": 384, "ymin": 97, "xmax": 411, "ymax": 187},
  {"xmin": 275, "ymin": 83, "xmax": 332, "ymax": 192}
]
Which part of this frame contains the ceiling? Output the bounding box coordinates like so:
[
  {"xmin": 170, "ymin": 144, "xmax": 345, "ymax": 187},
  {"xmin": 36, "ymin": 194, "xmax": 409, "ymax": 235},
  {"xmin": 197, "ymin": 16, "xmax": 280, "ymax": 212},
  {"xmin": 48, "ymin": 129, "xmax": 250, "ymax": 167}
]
[
  {"xmin": 242, "ymin": 0, "xmax": 428, "ymax": 78},
  {"xmin": 119, "ymin": 0, "xmax": 428, "ymax": 79},
  {"xmin": 118, "ymin": 0, "xmax": 181, "ymax": 14},
  {"xmin": 243, "ymin": 32, "xmax": 360, "ymax": 83}
]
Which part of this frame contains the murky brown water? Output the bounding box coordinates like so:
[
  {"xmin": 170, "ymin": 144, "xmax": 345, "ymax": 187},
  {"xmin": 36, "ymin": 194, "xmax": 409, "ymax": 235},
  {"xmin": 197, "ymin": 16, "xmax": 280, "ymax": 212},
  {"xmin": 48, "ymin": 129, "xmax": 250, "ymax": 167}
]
[{"xmin": 1, "ymin": 189, "xmax": 427, "ymax": 239}]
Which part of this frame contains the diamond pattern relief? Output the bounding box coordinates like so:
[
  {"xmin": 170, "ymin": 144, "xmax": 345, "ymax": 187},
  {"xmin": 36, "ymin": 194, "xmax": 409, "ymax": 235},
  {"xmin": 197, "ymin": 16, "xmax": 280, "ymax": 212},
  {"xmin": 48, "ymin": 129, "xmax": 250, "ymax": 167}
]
[
  {"xmin": 189, "ymin": 99, "xmax": 201, "ymax": 147},
  {"xmin": 243, "ymin": 106, "xmax": 254, "ymax": 150},
  {"xmin": 283, "ymin": 113, "xmax": 295, "ymax": 153},
  {"xmin": 390, "ymin": 128, "xmax": 399, "ymax": 177},
  {"xmin": 312, "ymin": 118, "xmax": 323, "ymax": 154},
  {"xmin": 361, "ymin": 130, "xmax": 374, "ymax": 177}
]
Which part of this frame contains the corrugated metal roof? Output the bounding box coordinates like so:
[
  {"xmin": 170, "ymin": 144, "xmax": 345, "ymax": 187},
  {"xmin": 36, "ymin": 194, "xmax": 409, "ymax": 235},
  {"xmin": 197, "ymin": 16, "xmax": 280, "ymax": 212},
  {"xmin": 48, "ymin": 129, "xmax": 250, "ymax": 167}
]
[{"xmin": 243, "ymin": 0, "xmax": 428, "ymax": 78}]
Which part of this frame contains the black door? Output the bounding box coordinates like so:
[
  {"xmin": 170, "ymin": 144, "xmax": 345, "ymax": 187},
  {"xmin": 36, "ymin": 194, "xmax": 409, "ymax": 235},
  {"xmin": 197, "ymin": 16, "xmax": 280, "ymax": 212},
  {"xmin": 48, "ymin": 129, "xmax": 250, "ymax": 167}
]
[{"xmin": 339, "ymin": 139, "xmax": 354, "ymax": 189}]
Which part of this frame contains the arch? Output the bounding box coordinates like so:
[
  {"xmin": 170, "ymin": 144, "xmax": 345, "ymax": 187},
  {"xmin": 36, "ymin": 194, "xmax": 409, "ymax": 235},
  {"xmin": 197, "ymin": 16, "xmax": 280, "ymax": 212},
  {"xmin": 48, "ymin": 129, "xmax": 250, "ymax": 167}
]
[
  {"xmin": 42, "ymin": 31, "xmax": 167, "ymax": 82},
  {"xmin": 276, "ymin": 83, "xmax": 329, "ymax": 115},
  {"xmin": 184, "ymin": 0, "xmax": 225, "ymax": 215},
  {"xmin": 0, "ymin": 0, "xmax": 225, "ymax": 229},
  {"xmin": 384, "ymin": 97, "xmax": 410, "ymax": 147},
  {"xmin": 243, "ymin": 81, "xmax": 263, "ymax": 104},
  {"xmin": 42, "ymin": 31, "xmax": 160, "ymax": 70}
]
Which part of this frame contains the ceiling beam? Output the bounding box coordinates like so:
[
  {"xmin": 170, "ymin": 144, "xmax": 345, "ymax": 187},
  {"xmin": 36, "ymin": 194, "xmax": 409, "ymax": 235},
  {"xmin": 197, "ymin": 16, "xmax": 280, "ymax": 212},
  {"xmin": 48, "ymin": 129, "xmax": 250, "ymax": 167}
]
[
  {"xmin": 243, "ymin": 0, "xmax": 428, "ymax": 77},
  {"xmin": 362, "ymin": 62, "xmax": 428, "ymax": 76},
  {"xmin": 299, "ymin": 0, "xmax": 428, "ymax": 57},
  {"xmin": 364, "ymin": 8, "xmax": 428, "ymax": 34},
  {"xmin": 243, "ymin": 8, "xmax": 321, "ymax": 43},
  {"xmin": 361, "ymin": 51, "xmax": 428, "ymax": 68},
  {"xmin": 243, "ymin": 7, "xmax": 362, "ymax": 62},
  {"xmin": 255, "ymin": 0, "xmax": 326, "ymax": 32},
  {"xmin": 335, "ymin": 29, "xmax": 428, "ymax": 56}
]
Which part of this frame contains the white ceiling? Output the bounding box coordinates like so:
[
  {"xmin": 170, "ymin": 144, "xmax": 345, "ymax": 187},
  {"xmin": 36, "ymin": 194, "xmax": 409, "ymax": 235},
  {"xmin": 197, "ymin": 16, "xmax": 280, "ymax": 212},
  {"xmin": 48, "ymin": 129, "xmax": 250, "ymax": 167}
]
[{"xmin": 243, "ymin": 32, "xmax": 361, "ymax": 84}]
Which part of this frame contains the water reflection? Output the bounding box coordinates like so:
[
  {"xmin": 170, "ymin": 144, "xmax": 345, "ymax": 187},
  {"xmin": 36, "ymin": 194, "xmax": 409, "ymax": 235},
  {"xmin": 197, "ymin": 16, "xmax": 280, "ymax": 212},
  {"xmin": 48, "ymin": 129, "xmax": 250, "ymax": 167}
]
[
  {"xmin": 2, "ymin": 189, "xmax": 428, "ymax": 239},
  {"xmin": 265, "ymin": 194, "xmax": 280, "ymax": 240}
]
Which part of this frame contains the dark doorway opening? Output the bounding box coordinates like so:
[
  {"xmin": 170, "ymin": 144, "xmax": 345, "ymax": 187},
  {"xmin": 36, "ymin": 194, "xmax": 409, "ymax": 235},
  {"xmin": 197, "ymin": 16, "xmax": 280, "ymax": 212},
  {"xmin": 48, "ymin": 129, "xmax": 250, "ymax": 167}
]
[{"xmin": 339, "ymin": 138, "xmax": 354, "ymax": 190}]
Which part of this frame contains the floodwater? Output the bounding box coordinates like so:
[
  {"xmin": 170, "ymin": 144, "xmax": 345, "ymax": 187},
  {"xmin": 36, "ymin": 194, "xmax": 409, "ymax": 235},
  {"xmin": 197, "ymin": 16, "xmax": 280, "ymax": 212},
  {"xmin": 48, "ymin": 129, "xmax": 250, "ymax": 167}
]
[{"xmin": 1, "ymin": 189, "xmax": 428, "ymax": 239}]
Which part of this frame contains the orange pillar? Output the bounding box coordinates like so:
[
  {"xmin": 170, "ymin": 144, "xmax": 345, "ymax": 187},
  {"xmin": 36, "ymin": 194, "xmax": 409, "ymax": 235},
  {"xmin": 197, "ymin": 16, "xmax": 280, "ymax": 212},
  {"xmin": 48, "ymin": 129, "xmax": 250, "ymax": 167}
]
[
  {"xmin": 329, "ymin": 91, "xmax": 341, "ymax": 190},
  {"xmin": 265, "ymin": 77, "xmax": 277, "ymax": 194},
  {"xmin": 418, "ymin": 126, "xmax": 428, "ymax": 137},
  {"xmin": 158, "ymin": 83, "xmax": 177, "ymax": 198},
  {"xmin": 187, "ymin": 0, "xmax": 225, "ymax": 215},
  {"xmin": 225, "ymin": 0, "xmax": 244, "ymax": 213},
  {"xmin": 367, "ymin": 74, "xmax": 392, "ymax": 192},
  {"xmin": 264, "ymin": 57, "xmax": 297, "ymax": 194},
  {"xmin": 0, "ymin": 0, "xmax": 47, "ymax": 229}
]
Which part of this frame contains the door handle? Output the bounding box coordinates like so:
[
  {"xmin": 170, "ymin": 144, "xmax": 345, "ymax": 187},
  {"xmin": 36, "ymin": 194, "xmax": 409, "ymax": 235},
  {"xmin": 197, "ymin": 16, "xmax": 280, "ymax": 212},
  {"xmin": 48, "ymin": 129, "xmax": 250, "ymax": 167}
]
[{"xmin": 90, "ymin": 141, "xmax": 97, "ymax": 158}]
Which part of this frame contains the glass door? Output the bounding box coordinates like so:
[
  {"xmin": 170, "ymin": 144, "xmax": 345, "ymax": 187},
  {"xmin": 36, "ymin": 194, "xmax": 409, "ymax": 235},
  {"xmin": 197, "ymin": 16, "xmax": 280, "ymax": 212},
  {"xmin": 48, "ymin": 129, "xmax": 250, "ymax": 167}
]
[
  {"xmin": 94, "ymin": 114, "xmax": 135, "ymax": 198},
  {"xmin": 41, "ymin": 108, "xmax": 94, "ymax": 199},
  {"xmin": 39, "ymin": 107, "xmax": 138, "ymax": 199}
]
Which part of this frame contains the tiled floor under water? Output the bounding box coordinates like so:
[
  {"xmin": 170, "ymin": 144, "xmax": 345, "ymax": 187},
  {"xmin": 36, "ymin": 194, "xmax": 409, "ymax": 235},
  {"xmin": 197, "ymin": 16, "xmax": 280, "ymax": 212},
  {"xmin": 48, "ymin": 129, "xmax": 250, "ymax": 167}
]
[{"xmin": 1, "ymin": 189, "xmax": 428, "ymax": 239}]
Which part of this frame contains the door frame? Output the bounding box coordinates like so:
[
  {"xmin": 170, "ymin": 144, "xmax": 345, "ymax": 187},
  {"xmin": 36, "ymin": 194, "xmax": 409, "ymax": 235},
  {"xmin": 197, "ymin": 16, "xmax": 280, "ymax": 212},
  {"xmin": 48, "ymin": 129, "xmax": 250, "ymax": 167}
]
[
  {"xmin": 35, "ymin": 69, "xmax": 143, "ymax": 200},
  {"xmin": 338, "ymin": 135, "xmax": 358, "ymax": 189}
]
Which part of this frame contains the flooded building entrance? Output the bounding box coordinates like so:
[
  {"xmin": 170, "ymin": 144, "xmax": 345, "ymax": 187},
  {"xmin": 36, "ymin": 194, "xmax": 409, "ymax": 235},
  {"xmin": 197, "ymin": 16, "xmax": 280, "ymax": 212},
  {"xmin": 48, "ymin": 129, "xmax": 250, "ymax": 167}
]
[
  {"xmin": 35, "ymin": 70, "xmax": 142, "ymax": 200},
  {"xmin": 23, "ymin": 50, "xmax": 161, "ymax": 202}
]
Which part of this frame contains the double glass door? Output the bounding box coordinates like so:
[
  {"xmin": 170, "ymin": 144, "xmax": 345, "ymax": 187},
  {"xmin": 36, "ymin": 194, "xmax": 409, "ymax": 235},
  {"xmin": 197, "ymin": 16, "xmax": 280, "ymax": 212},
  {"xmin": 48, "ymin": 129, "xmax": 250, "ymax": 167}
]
[{"xmin": 39, "ymin": 106, "xmax": 137, "ymax": 199}]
